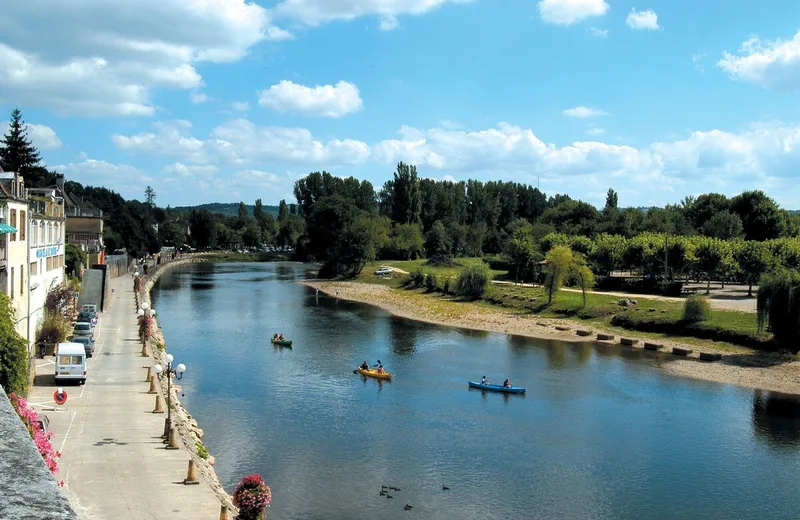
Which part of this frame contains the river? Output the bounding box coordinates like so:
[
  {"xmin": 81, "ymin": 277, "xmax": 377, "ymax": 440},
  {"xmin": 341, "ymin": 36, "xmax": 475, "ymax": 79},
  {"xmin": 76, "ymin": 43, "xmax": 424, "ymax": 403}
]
[{"xmin": 151, "ymin": 262, "xmax": 800, "ymax": 520}]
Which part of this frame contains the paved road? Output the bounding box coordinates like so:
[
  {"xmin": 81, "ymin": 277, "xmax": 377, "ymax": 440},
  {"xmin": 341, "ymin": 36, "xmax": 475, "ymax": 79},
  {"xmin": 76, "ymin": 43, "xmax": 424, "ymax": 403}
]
[{"xmin": 28, "ymin": 276, "xmax": 222, "ymax": 520}]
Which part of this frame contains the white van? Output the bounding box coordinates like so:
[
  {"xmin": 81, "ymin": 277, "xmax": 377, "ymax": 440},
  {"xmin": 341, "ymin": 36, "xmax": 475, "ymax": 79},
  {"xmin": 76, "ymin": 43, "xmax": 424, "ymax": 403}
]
[{"xmin": 55, "ymin": 342, "xmax": 87, "ymax": 385}]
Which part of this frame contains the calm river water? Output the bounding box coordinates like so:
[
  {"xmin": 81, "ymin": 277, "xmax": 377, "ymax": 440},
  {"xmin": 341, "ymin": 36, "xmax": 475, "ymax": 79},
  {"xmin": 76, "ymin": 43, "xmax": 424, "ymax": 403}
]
[{"xmin": 152, "ymin": 262, "xmax": 800, "ymax": 520}]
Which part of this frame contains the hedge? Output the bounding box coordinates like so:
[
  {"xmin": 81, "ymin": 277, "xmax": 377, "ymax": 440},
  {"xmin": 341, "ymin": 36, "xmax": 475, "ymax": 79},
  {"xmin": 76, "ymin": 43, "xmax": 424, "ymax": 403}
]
[{"xmin": 610, "ymin": 313, "xmax": 775, "ymax": 351}]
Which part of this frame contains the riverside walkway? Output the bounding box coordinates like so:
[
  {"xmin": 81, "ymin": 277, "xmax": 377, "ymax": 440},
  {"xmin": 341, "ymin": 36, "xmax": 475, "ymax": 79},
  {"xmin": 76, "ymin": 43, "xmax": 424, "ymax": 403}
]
[{"xmin": 28, "ymin": 274, "xmax": 222, "ymax": 520}]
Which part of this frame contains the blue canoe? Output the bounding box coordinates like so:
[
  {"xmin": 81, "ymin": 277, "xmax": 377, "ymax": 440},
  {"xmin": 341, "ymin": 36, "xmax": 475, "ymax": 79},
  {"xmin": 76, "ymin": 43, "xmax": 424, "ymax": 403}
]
[{"xmin": 468, "ymin": 381, "xmax": 526, "ymax": 394}]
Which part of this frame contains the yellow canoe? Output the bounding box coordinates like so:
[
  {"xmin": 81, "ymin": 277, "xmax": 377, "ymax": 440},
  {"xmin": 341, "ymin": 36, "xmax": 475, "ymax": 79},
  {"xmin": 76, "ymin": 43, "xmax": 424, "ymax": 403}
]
[{"xmin": 358, "ymin": 367, "xmax": 392, "ymax": 380}]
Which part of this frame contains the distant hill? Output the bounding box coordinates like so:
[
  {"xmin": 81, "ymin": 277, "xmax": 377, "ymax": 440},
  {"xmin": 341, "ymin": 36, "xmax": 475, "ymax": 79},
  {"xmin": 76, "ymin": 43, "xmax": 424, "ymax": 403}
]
[{"xmin": 170, "ymin": 202, "xmax": 280, "ymax": 217}]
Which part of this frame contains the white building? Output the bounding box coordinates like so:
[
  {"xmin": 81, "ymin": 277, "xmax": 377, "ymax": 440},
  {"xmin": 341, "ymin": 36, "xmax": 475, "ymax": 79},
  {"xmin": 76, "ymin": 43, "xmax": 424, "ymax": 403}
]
[
  {"xmin": 0, "ymin": 171, "xmax": 31, "ymax": 350},
  {"xmin": 27, "ymin": 186, "xmax": 66, "ymax": 349}
]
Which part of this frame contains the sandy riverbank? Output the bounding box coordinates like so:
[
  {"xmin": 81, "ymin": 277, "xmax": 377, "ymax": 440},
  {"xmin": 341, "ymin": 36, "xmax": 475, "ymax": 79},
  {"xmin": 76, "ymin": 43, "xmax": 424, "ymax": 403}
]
[
  {"xmin": 302, "ymin": 280, "xmax": 800, "ymax": 395},
  {"xmin": 139, "ymin": 256, "xmax": 237, "ymax": 513}
]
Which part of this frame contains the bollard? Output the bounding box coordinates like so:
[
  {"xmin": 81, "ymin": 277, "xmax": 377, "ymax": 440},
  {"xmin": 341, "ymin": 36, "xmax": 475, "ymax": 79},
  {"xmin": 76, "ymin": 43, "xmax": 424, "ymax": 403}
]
[
  {"xmin": 152, "ymin": 395, "xmax": 164, "ymax": 414},
  {"xmin": 183, "ymin": 459, "xmax": 200, "ymax": 485},
  {"xmin": 145, "ymin": 366, "xmax": 152, "ymax": 381},
  {"xmin": 141, "ymin": 340, "xmax": 148, "ymax": 357},
  {"xmin": 166, "ymin": 426, "xmax": 180, "ymax": 450},
  {"xmin": 219, "ymin": 505, "xmax": 230, "ymax": 520},
  {"xmin": 147, "ymin": 375, "xmax": 158, "ymax": 394}
]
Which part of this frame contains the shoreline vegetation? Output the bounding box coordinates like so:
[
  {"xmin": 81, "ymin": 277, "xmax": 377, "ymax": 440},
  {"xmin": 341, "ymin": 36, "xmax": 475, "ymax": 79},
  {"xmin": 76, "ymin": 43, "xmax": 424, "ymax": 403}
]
[
  {"xmin": 301, "ymin": 277, "xmax": 800, "ymax": 396},
  {"xmin": 139, "ymin": 255, "xmax": 236, "ymax": 514}
]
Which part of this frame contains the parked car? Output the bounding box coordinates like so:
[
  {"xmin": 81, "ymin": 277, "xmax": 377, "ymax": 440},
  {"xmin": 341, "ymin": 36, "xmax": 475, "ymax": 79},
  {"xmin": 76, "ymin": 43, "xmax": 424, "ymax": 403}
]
[
  {"xmin": 81, "ymin": 304, "xmax": 98, "ymax": 319},
  {"xmin": 77, "ymin": 311, "xmax": 95, "ymax": 325},
  {"xmin": 374, "ymin": 267, "xmax": 393, "ymax": 276},
  {"xmin": 73, "ymin": 322, "xmax": 94, "ymax": 340},
  {"xmin": 72, "ymin": 336, "xmax": 95, "ymax": 358}
]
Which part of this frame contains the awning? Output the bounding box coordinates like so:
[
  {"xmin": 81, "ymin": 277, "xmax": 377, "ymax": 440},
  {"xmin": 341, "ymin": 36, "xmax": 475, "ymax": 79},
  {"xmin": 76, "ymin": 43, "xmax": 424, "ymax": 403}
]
[{"xmin": 0, "ymin": 223, "xmax": 17, "ymax": 234}]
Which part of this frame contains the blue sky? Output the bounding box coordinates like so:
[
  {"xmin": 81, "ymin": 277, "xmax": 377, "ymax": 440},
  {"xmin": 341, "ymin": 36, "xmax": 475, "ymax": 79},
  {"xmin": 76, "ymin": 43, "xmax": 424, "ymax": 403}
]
[{"xmin": 2, "ymin": 0, "xmax": 800, "ymax": 208}]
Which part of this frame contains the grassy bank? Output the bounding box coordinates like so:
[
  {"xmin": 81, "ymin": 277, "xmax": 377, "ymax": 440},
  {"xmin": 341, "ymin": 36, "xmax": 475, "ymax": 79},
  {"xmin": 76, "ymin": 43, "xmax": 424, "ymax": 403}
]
[
  {"xmin": 355, "ymin": 263, "xmax": 773, "ymax": 352},
  {"xmin": 367, "ymin": 258, "xmax": 507, "ymax": 280}
]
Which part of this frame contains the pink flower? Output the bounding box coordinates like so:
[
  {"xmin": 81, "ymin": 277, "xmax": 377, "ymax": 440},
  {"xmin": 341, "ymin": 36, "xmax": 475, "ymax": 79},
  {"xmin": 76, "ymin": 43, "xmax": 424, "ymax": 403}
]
[{"xmin": 9, "ymin": 393, "xmax": 61, "ymax": 476}]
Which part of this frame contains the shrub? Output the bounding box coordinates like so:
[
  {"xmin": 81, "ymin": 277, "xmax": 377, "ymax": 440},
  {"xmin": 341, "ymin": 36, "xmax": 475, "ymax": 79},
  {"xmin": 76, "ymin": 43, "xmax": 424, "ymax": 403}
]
[
  {"xmin": 455, "ymin": 263, "xmax": 492, "ymax": 299},
  {"xmin": 196, "ymin": 441, "xmax": 209, "ymax": 460},
  {"xmin": 425, "ymin": 272, "xmax": 438, "ymax": 292},
  {"xmin": 36, "ymin": 311, "xmax": 71, "ymax": 346},
  {"xmin": 610, "ymin": 313, "xmax": 773, "ymax": 350},
  {"xmin": 0, "ymin": 294, "xmax": 28, "ymax": 395},
  {"xmin": 682, "ymin": 294, "xmax": 711, "ymax": 323},
  {"xmin": 45, "ymin": 283, "xmax": 76, "ymax": 318},
  {"xmin": 409, "ymin": 268, "xmax": 426, "ymax": 288},
  {"xmin": 441, "ymin": 277, "xmax": 452, "ymax": 295},
  {"xmin": 9, "ymin": 393, "xmax": 61, "ymax": 477}
]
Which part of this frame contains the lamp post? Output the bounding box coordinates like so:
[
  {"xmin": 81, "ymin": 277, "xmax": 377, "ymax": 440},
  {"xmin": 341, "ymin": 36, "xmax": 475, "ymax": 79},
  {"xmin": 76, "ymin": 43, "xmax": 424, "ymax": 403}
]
[{"xmin": 153, "ymin": 354, "xmax": 186, "ymax": 439}]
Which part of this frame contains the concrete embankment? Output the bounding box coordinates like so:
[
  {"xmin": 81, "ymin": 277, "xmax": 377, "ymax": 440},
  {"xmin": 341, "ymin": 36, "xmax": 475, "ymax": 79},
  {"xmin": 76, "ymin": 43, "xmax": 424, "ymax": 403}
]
[{"xmin": 138, "ymin": 255, "xmax": 238, "ymax": 515}]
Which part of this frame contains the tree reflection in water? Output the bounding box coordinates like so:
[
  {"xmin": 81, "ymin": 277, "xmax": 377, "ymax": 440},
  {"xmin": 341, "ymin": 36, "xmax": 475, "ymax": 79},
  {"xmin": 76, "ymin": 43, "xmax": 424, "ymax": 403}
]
[
  {"xmin": 389, "ymin": 317, "xmax": 417, "ymax": 355},
  {"xmin": 752, "ymin": 390, "xmax": 800, "ymax": 449}
]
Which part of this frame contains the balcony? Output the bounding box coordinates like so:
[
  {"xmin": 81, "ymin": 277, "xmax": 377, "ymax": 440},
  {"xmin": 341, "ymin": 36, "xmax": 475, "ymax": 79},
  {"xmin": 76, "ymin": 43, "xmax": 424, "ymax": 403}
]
[{"xmin": 29, "ymin": 199, "xmax": 65, "ymax": 219}]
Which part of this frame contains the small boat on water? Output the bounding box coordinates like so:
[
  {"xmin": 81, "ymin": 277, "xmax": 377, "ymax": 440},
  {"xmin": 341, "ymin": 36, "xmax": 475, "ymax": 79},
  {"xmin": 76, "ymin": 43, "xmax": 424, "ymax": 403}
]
[
  {"xmin": 358, "ymin": 367, "xmax": 392, "ymax": 380},
  {"xmin": 468, "ymin": 381, "xmax": 525, "ymax": 394},
  {"xmin": 271, "ymin": 339, "xmax": 293, "ymax": 347}
]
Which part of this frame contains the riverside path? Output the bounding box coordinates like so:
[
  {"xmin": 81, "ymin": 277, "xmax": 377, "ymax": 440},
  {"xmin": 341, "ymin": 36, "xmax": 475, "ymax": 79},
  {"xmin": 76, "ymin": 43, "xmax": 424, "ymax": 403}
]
[{"xmin": 27, "ymin": 274, "xmax": 223, "ymax": 520}]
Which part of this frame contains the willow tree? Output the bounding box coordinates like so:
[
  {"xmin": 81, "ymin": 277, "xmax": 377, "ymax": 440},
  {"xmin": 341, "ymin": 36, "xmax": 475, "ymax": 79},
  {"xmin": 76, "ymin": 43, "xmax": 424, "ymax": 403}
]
[{"xmin": 756, "ymin": 269, "xmax": 800, "ymax": 352}]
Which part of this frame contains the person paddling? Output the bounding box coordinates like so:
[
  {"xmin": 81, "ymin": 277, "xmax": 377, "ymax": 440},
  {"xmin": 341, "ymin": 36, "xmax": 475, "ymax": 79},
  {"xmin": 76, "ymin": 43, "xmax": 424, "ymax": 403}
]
[
  {"xmin": 481, "ymin": 375, "xmax": 488, "ymax": 385},
  {"xmin": 503, "ymin": 379, "xmax": 512, "ymax": 388},
  {"xmin": 359, "ymin": 360, "xmax": 369, "ymax": 371}
]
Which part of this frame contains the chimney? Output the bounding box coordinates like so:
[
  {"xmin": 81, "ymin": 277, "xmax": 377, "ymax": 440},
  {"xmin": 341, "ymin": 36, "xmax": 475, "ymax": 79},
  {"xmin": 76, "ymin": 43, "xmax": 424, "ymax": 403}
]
[{"xmin": 55, "ymin": 174, "xmax": 65, "ymax": 193}]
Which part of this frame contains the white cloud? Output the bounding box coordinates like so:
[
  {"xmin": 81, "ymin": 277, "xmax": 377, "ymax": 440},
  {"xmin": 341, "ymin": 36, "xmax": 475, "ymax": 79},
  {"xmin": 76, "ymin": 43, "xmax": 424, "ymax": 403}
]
[
  {"xmin": 231, "ymin": 101, "xmax": 250, "ymax": 112},
  {"xmin": 379, "ymin": 15, "xmax": 400, "ymax": 31},
  {"xmin": 0, "ymin": 1, "xmax": 291, "ymax": 116},
  {"xmin": 692, "ymin": 53, "xmax": 706, "ymax": 72},
  {"xmin": 626, "ymin": 8, "xmax": 659, "ymax": 30},
  {"xmin": 537, "ymin": 0, "xmax": 609, "ymax": 26},
  {"xmin": 718, "ymin": 31, "xmax": 800, "ymax": 90},
  {"xmin": 275, "ymin": 0, "xmax": 475, "ymax": 27},
  {"xmin": 587, "ymin": 127, "xmax": 606, "ymax": 135},
  {"xmin": 112, "ymin": 118, "xmax": 371, "ymax": 167},
  {"xmin": 563, "ymin": 106, "xmax": 609, "ymax": 118},
  {"xmin": 258, "ymin": 80, "xmax": 363, "ymax": 118},
  {"xmin": 589, "ymin": 27, "xmax": 608, "ymax": 38},
  {"xmin": 53, "ymin": 158, "xmax": 153, "ymax": 198},
  {"xmin": 190, "ymin": 92, "xmax": 209, "ymax": 104},
  {"xmin": 0, "ymin": 121, "xmax": 62, "ymax": 150},
  {"xmin": 161, "ymin": 163, "xmax": 218, "ymax": 178},
  {"xmin": 112, "ymin": 120, "xmax": 208, "ymax": 163}
]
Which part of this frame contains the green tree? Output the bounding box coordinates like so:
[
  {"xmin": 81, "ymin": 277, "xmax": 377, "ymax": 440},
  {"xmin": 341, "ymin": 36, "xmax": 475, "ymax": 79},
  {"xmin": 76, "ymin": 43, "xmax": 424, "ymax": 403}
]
[
  {"xmin": 0, "ymin": 108, "xmax": 43, "ymax": 180},
  {"xmin": 389, "ymin": 223, "xmax": 424, "ymax": 260},
  {"xmin": 424, "ymin": 220, "xmax": 451, "ymax": 260},
  {"xmin": 544, "ymin": 245, "xmax": 574, "ymax": 304},
  {"xmin": 237, "ymin": 201, "xmax": 248, "ymax": 219},
  {"xmin": 604, "ymin": 188, "xmax": 618, "ymax": 210},
  {"xmin": 0, "ymin": 293, "xmax": 29, "ymax": 395},
  {"xmin": 731, "ymin": 190, "xmax": 786, "ymax": 241},
  {"xmin": 572, "ymin": 254, "xmax": 595, "ymax": 307},
  {"xmin": 454, "ymin": 262, "xmax": 492, "ymax": 298},
  {"xmin": 253, "ymin": 198, "xmax": 264, "ymax": 220},
  {"xmin": 278, "ymin": 199, "xmax": 289, "ymax": 222},
  {"xmin": 158, "ymin": 220, "xmax": 186, "ymax": 247},
  {"xmin": 701, "ymin": 211, "xmax": 743, "ymax": 240},
  {"xmin": 144, "ymin": 186, "xmax": 156, "ymax": 208},
  {"xmin": 757, "ymin": 269, "xmax": 800, "ymax": 352},
  {"xmin": 189, "ymin": 208, "xmax": 216, "ymax": 249},
  {"xmin": 242, "ymin": 222, "xmax": 262, "ymax": 247},
  {"xmin": 65, "ymin": 243, "xmax": 88, "ymax": 278},
  {"xmin": 733, "ymin": 240, "xmax": 775, "ymax": 297},
  {"xmin": 381, "ymin": 162, "xmax": 421, "ymax": 224},
  {"xmin": 694, "ymin": 237, "xmax": 728, "ymax": 294}
]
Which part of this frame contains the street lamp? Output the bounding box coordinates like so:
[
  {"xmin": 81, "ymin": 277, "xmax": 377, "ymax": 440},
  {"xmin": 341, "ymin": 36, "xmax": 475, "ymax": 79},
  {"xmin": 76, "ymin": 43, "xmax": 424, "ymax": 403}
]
[
  {"xmin": 142, "ymin": 301, "xmax": 149, "ymax": 311},
  {"xmin": 137, "ymin": 308, "xmax": 145, "ymax": 317},
  {"xmin": 153, "ymin": 354, "xmax": 187, "ymax": 440},
  {"xmin": 134, "ymin": 271, "xmax": 140, "ymax": 277},
  {"xmin": 149, "ymin": 308, "xmax": 156, "ymax": 317}
]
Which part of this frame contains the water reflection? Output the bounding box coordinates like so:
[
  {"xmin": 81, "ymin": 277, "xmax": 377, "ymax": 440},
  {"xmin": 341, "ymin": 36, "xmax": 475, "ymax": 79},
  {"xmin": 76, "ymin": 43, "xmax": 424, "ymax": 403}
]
[
  {"xmin": 752, "ymin": 391, "xmax": 800, "ymax": 449},
  {"xmin": 389, "ymin": 317, "xmax": 417, "ymax": 355}
]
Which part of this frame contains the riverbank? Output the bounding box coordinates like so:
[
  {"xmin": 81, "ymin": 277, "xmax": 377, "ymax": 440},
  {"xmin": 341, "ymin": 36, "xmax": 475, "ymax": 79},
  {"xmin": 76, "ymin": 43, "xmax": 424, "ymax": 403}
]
[
  {"xmin": 302, "ymin": 280, "xmax": 800, "ymax": 395},
  {"xmin": 140, "ymin": 256, "xmax": 237, "ymax": 514}
]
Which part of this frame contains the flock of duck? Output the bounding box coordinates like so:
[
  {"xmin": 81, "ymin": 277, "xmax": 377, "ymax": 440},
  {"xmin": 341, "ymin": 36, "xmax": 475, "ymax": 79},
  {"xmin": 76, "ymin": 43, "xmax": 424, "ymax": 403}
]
[{"xmin": 379, "ymin": 483, "xmax": 451, "ymax": 512}]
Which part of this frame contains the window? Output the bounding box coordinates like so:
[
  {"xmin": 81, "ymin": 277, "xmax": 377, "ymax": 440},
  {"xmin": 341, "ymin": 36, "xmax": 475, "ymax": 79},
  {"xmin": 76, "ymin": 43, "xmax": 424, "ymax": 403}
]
[
  {"xmin": 39, "ymin": 222, "xmax": 44, "ymax": 244},
  {"xmin": 30, "ymin": 262, "xmax": 37, "ymax": 276},
  {"xmin": 9, "ymin": 209, "xmax": 15, "ymax": 241},
  {"xmin": 59, "ymin": 355, "xmax": 70, "ymax": 365},
  {"xmin": 20, "ymin": 264, "xmax": 23, "ymax": 295},
  {"xmin": 71, "ymin": 356, "xmax": 82, "ymax": 364},
  {"xmin": 20, "ymin": 211, "xmax": 25, "ymax": 241},
  {"xmin": 30, "ymin": 221, "xmax": 37, "ymax": 246},
  {"xmin": 9, "ymin": 267, "xmax": 13, "ymax": 299}
]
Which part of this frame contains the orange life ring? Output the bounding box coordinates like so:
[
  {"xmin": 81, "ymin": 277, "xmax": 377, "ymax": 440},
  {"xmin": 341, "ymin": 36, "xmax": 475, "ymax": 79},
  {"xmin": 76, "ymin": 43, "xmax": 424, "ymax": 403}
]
[{"xmin": 54, "ymin": 390, "xmax": 68, "ymax": 405}]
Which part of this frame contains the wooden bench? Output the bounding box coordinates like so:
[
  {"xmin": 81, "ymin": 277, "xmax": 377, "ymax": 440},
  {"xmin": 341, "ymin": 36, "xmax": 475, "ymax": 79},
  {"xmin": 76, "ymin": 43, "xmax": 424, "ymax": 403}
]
[
  {"xmin": 672, "ymin": 347, "xmax": 693, "ymax": 356},
  {"xmin": 620, "ymin": 338, "xmax": 639, "ymax": 346},
  {"xmin": 681, "ymin": 287, "xmax": 699, "ymax": 295},
  {"xmin": 644, "ymin": 342, "xmax": 663, "ymax": 351},
  {"xmin": 699, "ymin": 352, "xmax": 722, "ymax": 362},
  {"xmin": 596, "ymin": 334, "xmax": 615, "ymax": 341}
]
